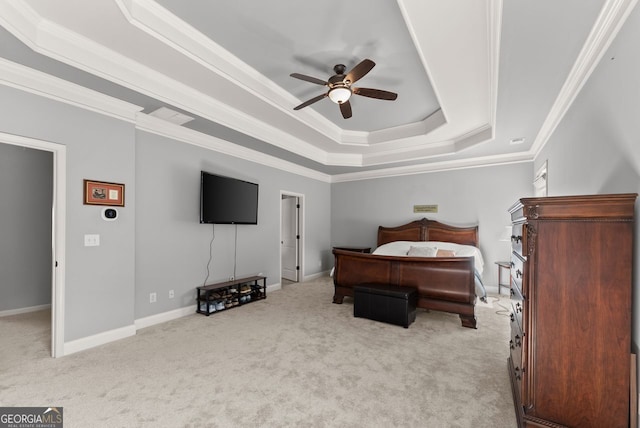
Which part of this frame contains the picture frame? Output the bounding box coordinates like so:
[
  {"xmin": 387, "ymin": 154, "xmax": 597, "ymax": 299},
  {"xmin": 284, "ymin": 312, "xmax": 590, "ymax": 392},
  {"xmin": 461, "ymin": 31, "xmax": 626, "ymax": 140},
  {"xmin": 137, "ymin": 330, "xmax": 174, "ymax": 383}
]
[{"xmin": 83, "ymin": 179, "xmax": 125, "ymax": 206}]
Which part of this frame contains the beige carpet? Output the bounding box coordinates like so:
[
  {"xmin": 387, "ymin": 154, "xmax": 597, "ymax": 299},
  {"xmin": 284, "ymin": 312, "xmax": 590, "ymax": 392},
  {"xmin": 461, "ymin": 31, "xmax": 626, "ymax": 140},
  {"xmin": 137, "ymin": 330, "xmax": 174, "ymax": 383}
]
[{"xmin": 0, "ymin": 276, "xmax": 516, "ymax": 427}]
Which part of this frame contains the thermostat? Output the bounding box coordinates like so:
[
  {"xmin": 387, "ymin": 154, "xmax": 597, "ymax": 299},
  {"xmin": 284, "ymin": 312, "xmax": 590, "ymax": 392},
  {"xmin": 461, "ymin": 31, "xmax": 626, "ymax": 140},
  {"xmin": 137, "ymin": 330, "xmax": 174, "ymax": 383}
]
[{"xmin": 102, "ymin": 207, "xmax": 118, "ymax": 221}]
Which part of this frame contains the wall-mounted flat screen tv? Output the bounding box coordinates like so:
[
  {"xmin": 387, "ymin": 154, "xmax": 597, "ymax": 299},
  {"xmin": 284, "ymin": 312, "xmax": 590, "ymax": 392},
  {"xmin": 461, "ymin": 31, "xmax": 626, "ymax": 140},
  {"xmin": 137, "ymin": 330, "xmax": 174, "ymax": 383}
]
[{"xmin": 200, "ymin": 171, "xmax": 259, "ymax": 224}]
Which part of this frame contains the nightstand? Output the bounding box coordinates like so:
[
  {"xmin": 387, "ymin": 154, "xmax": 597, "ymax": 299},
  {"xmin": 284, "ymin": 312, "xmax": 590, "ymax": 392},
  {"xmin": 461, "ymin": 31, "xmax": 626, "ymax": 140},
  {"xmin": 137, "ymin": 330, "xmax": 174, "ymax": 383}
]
[{"xmin": 495, "ymin": 261, "xmax": 511, "ymax": 294}]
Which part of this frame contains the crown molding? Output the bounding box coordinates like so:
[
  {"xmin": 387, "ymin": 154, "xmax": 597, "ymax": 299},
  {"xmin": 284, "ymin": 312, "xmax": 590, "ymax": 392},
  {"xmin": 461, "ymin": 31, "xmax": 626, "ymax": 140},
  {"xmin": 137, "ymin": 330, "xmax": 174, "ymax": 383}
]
[
  {"xmin": 0, "ymin": 0, "xmax": 560, "ymax": 181},
  {"xmin": 487, "ymin": 0, "xmax": 503, "ymax": 127},
  {"xmin": 358, "ymin": 124, "xmax": 491, "ymax": 167},
  {"xmin": 331, "ymin": 151, "xmax": 533, "ymax": 183},
  {"xmin": 0, "ymin": 52, "xmax": 330, "ymax": 181},
  {"xmin": 115, "ymin": 0, "xmax": 490, "ymax": 152},
  {"xmin": 135, "ymin": 114, "xmax": 332, "ymax": 183},
  {"xmin": 0, "ymin": 0, "xmax": 509, "ymax": 167},
  {"xmin": 114, "ymin": 0, "xmax": 305, "ymax": 114},
  {"xmin": 365, "ymin": 109, "xmax": 448, "ymax": 145},
  {"xmin": 363, "ymin": 142, "xmax": 456, "ymax": 167},
  {"xmin": 114, "ymin": 0, "xmax": 345, "ymax": 144},
  {"xmin": 397, "ymin": 0, "xmax": 497, "ymax": 139},
  {"xmin": 324, "ymin": 152, "xmax": 364, "ymax": 167},
  {"xmin": 0, "ymin": 58, "xmax": 143, "ymax": 122},
  {"xmin": 453, "ymin": 125, "xmax": 494, "ymax": 152},
  {"xmin": 531, "ymin": 0, "xmax": 638, "ymax": 158},
  {"xmin": 1, "ymin": 0, "xmax": 339, "ymax": 165},
  {"xmin": 1, "ymin": 51, "xmax": 527, "ymax": 182}
]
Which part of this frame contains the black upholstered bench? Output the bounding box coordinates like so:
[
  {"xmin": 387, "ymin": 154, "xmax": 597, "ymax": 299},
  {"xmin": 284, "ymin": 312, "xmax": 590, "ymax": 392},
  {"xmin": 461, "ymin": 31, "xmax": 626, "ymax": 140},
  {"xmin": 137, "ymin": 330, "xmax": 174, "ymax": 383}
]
[{"xmin": 353, "ymin": 284, "xmax": 418, "ymax": 328}]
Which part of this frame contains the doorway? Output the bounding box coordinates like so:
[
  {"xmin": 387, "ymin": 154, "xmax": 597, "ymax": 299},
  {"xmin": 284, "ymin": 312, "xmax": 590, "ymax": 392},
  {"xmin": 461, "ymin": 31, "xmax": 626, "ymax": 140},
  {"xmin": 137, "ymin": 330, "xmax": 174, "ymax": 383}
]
[
  {"xmin": 0, "ymin": 133, "xmax": 65, "ymax": 357},
  {"xmin": 280, "ymin": 192, "xmax": 303, "ymax": 283}
]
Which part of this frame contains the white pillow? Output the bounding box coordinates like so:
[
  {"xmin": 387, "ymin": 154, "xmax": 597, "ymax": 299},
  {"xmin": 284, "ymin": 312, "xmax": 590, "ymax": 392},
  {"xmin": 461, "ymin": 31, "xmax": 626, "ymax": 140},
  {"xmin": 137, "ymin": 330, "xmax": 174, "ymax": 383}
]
[{"xmin": 407, "ymin": 246, "xmax": 438, "ymax": 257}]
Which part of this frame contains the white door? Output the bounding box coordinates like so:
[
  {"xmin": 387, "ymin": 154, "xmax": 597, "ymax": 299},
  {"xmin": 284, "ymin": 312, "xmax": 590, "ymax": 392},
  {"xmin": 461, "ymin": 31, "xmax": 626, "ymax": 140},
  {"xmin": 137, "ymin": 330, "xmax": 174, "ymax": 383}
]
[
  {"xmin": 1, "ymin": 134, "xmax": 65, "ymax": 358},
  {"xmin": 281, "ymin": 196, "xmax": 299, "ymax": 281}
]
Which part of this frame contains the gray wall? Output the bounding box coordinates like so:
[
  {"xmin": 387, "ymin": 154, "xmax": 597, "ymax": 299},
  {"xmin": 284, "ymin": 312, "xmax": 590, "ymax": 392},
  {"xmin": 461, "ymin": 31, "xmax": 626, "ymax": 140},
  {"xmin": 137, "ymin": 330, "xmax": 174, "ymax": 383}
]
[
  {"xmin": 0, "ymin": 85, "xmax": 136, "ymax": 341},
  {"xmin": 0, "ymin": 83, "xmax": 332, "ymax": 342},
  {"xmin": 0, "ymin": 143, "xmax": 52, "ymax": 311},
  {"xmin": 134, "ymin": 131, "xmax": 331, "ymax": 318},
  {"xmin": 534, "ymin": 4, "xmax": 640, "ymax": 354},
  {"xmin": 331, "ymin": 162, "xmax": 533, "ymax": 288}
]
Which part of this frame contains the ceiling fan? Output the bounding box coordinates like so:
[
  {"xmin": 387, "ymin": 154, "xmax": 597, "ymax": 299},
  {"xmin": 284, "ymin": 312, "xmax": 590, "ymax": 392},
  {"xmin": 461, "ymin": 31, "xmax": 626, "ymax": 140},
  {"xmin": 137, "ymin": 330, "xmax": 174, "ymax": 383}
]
[{"xmin": 290, "ymin": 58, "xmax": 398, "ymax": 119}]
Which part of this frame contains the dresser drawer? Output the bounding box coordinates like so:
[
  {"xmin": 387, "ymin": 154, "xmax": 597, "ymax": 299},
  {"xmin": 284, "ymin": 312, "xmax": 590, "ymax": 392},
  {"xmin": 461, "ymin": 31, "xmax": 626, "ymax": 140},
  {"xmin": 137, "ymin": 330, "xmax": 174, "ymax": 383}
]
[
  {"xmin": 510, "ymin": 252, "xmax": 525, "ymax": 295},
  {"xmin": 510, "ymin": 293, "xmax": 524, "ymax": 332},
  {"xmin": 509, "ymin": 322, "xmax": 523, "ymax": 366},
  {"xmin": 511, "ymin": 223, "xmax": 525, "ymax": 256},
  {"xmin": 509, "ymin": 321, "xmax": 524, "ymax": 394}
]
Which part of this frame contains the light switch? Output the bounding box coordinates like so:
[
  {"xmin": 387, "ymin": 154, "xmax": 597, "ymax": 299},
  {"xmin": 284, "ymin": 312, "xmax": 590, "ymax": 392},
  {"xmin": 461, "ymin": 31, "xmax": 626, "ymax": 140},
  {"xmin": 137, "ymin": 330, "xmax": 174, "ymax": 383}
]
[{"xmin": 84, "ymin": 234, "xmax": 100, "ymax": 246}]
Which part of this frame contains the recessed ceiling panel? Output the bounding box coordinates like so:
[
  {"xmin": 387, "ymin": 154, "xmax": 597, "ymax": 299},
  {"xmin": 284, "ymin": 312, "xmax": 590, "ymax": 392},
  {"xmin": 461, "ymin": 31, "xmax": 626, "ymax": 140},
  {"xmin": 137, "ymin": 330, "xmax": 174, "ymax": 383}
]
[{"xmin": 155, "ymin": 0, "xmax": 439, "ymax": 132}]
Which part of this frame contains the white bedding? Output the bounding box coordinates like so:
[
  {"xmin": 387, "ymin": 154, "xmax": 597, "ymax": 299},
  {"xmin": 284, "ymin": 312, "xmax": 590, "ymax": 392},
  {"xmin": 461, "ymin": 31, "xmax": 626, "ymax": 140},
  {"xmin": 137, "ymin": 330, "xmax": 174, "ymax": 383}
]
[
  {"xmin": 373, "ymin": 241, "xmax": 484, "ymax": 274},
  {"xmin": 372, "ymin": 241, "xmax": 487, "ymax": 300}
]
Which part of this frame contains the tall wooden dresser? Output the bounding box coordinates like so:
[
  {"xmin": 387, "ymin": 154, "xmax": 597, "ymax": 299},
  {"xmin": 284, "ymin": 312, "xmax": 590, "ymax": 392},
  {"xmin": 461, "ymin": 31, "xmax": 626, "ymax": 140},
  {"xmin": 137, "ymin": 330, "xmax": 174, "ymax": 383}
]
[{"xmin": 507, "ymin": 194, "xmax": 636, "ymax": 428}]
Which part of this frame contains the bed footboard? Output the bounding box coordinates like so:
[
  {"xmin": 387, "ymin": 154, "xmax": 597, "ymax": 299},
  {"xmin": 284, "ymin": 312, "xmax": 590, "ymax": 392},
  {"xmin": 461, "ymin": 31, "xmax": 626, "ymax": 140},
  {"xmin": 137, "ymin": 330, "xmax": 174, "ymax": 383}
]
[{"xmin": 332, "ymin": 249, "xmax": 477, "ymax": 328}]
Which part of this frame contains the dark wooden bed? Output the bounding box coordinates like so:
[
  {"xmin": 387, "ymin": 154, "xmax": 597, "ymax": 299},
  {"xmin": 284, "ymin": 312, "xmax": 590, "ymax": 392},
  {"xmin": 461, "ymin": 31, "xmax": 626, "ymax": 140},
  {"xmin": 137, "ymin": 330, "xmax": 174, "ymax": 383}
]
[{"xmin": 332, "ymin": 218, "xmax": 480, "ymax": 328}]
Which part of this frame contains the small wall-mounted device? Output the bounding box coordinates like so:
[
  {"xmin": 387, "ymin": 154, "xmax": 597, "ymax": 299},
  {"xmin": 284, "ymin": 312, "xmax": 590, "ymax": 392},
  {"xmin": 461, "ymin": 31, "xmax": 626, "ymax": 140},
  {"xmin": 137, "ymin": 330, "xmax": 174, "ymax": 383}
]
[
  {"xmin": 413, "ymin": 204, "xmax": 438, "ymax": 214},
  {"xmin": 101, "ymin": 207, "xmax": 118, "ymax": 221}
]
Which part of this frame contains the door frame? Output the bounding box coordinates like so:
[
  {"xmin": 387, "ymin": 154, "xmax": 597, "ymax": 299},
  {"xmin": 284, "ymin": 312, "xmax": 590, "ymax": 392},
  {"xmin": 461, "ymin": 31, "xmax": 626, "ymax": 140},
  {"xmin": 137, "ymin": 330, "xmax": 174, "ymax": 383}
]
[
  {"xmin": 279, "ymin": 190, "xmax": 304, "ymax": 283},
  {"xmin": 1, "ymin": 132, "xmax": 66, "ymax": 358}
]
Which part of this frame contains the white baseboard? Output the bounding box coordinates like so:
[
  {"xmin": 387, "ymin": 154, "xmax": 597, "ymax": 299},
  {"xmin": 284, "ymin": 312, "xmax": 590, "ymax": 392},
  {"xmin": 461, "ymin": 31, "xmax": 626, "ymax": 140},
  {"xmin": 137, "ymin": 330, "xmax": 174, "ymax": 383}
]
[
  {"xmin": 136, "ymin": 281, "xmax": 283, "ymax": 329},
  {"xmin": 267, "ymin": 283, "xmax": 282, "ymax": 292},
  {"xmin": 0, "ymin": 303, "xmax": 51, "ymax": 317},
  {"xmin": 64, "ymin": 324, "xmax": 136, "ymax": 356},
  {"xmin": 135, "ymin": 304, "xmax": 197, "ymax": 330},
  {"xmin": 61, "ymin": 279, "xmax": 301, "ymax": 356},
  {"xmin": 303, "ymin": 270, "xmax": 331, "ymax": 281},
  {"xmin": 273, "ymin": 271, "xmax": 331, "ymax": 288}
]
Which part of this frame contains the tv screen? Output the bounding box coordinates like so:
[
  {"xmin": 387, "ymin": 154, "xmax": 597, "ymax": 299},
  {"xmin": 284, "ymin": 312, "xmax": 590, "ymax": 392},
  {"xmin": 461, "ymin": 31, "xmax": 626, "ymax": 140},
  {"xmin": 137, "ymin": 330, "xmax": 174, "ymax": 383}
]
[{"xmin": 200, "ymin": 171, "xmax": 259, "ymax": 224}]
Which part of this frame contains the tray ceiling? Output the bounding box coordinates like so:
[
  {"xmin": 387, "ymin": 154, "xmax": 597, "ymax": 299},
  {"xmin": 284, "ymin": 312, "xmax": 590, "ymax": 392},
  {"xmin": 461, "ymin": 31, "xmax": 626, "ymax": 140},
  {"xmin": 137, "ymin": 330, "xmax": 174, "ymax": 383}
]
[{"xmin": 0, "ymin": 0, "xmax": 633, "ymax": 179}]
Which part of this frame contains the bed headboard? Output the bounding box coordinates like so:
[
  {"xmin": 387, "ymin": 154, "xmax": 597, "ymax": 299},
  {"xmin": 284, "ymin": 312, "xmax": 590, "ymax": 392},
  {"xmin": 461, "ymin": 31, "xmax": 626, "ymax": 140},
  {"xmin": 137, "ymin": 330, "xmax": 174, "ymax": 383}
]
[{"xmin": 377, "ymin": 218, "xmax": 479, "ymax": 247}]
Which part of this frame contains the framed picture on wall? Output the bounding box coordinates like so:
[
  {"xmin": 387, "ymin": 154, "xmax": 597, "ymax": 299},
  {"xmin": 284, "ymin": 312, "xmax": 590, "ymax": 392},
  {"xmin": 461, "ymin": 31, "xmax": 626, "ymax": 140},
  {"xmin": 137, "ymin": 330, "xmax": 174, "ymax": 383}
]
[{"xmin": 83, "ymin": 179, "xmax": 125, "ymax": 206}]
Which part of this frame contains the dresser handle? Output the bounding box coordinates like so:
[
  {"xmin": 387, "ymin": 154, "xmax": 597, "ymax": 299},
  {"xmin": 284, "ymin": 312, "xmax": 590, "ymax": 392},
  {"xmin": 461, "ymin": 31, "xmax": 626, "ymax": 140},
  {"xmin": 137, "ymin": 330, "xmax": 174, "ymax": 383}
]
[
  {"xmin": 516, "ymin": 302, "xmax": 522, "ymax": 313},
  {"xmin": 510, "ymin": 261, "xmax": 515, "ymax": 268},
  {"xmin": 511, "ymin": 235, "xmax": 522, "ymax": 243},
  {"xmin": 509, "ymin": 336, "xmax": 522, "ymax": 350},
  {"xmin": 516, "ymin": 269, "xmax": 522, "ymax": 278},
  {"xmin": 514, "ymin": 366, "xmax": 521, "ymax": 380},
  {"xmin": 510, "ymin": 313, "xmax": 515, "ymax": 322}
]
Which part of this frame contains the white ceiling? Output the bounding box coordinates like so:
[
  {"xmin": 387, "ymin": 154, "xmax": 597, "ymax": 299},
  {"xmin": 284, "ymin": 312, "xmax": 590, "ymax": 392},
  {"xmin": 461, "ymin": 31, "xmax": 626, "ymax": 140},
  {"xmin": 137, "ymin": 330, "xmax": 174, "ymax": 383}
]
[{"xmin": 0, "ymin": 0, "xmax": 635, "ymax": 179}]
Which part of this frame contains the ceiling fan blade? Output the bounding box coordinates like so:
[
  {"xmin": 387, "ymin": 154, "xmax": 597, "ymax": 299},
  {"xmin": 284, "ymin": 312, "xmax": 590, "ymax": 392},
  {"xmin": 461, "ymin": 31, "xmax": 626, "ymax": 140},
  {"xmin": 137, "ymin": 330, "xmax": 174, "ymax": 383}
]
[
  {"xmin": 345, "ymin": 59, "xmax": 375, "ymax": 84},
  {"xmin": 290, "ymin": 73, "xmax": 328, "ymax": 86},
  {"xmin": 339, "ymin": 100, "xmax": 352, "ymax": 119},
  {"xmin": 353, "ymin": 87, "xmax": 398, "ymax": 101},
  {"xmin": 293, "ymin": 93, "xmax": 327, "ymax": 110}
]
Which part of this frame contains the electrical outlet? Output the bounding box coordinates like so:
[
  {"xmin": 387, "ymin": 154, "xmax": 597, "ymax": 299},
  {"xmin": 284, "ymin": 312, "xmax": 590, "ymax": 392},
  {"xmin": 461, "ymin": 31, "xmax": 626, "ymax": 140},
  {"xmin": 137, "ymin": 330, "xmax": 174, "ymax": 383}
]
[
  {"xmin": 149, "ymin": 292, "xmax": 157, "ymax": 303},
  {"xmin": 169, "ymin": 290, "xmax": 174, "ymax": 299}
]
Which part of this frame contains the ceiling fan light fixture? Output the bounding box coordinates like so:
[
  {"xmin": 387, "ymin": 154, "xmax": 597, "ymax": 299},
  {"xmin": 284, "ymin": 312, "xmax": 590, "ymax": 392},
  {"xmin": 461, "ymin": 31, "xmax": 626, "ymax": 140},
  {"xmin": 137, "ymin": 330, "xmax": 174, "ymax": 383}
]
[
  {"xmin": 328, "ymin": 86, "xmax": 352, "ymax": 104},
  {"xmin": 290, "ymin": 59, "xmax": 395, "ymax": 116}
]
